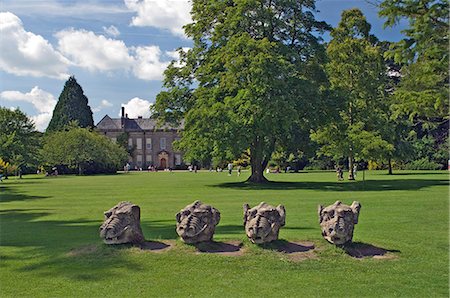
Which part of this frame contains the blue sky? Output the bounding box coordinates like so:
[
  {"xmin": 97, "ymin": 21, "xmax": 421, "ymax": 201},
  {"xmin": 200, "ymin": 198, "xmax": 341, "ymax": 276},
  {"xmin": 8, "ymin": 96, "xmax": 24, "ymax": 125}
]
[{"xmin": 0, "ymin": 0, "xmax": 406, "ymax": 131}]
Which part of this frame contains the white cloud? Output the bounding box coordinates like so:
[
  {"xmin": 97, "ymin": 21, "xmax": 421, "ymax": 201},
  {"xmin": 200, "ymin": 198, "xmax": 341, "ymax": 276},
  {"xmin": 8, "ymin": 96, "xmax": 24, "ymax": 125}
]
[
  {"xmin": 0, "ymin": 12, "xmax": 70, "ymax": 79},
  {"xmin": 0, "ymin": 86, "xmax": 56, "ymax": 113},
  {"xmin": 101, "ymin": 99, "xmax": 113, "ymax": 107},
  {"xmin": 55, "ymin": 28, "xmax": 182, "ymax": 81},
  {"xmin": 56, "ymin": 28, "xmax": 134, "ymax": 73},
  {"xmin": 120, "ymin": 97, "xmax": 152, "ymax": 118},
  {"xmin": 132, "ymin": 46, "xmax": 169, "ymax": 80},
  {"xmin": 30, "ymin": 113, "xmax": 53, "ymax": 132},
  {"xmin": 92, "ymin": 99, "xmax": 114, "ymax": 113},
  {"xmin": 103, "ymin": 25, "xmax": 120, "ymax": 37},
  {"xmin": 124, "ymin": 0, "xmax": 192, "ymax": 37},
  {"xmin": 0, "ymin": 86, "xmax": 57, "ymax": 131}
]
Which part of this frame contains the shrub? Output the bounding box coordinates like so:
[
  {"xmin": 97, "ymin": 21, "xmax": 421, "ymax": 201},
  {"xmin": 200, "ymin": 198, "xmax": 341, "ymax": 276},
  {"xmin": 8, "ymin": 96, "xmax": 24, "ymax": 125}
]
[{"xmin": 404, "ymin": 158, "xmax": 442, "ymax": 170}]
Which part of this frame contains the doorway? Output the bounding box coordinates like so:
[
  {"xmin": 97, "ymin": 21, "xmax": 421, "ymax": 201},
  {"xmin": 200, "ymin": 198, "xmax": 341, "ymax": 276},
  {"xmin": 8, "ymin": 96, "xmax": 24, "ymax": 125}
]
[{"xmin": 160, "ymin": 158, "xmax": 167, "ymax": 169}]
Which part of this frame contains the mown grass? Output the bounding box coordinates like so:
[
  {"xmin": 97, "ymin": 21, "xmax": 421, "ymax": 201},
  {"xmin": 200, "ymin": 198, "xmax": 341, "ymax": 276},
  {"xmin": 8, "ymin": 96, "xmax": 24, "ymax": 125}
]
[{"xmin": 0, "ymin": 170, "xmax": 448, "ymax": 297}]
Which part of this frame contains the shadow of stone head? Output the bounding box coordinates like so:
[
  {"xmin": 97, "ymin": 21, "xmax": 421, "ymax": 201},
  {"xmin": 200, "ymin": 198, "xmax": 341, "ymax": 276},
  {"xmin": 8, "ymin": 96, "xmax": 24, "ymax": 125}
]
[
  {"xmin": 192, "ymin": 241, "xmax": 242, "ymax": 253},
  {"xmin": 258, "ymin": 239, "xmax": 315, "ymax": 254},
  {"xmin": 342, "ymin": 242, "xmax": 400, "ymax": 258},
  {"xmin": 139, "ymin": 240, "xmax": 171, "ymax": 251}
]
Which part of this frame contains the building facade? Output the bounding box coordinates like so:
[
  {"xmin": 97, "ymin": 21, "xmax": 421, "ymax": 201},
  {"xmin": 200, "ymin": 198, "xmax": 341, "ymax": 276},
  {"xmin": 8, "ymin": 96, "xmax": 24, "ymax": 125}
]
[{"xmin": 96, "ymin": 107, "xmax": 184, "ymax": 169}]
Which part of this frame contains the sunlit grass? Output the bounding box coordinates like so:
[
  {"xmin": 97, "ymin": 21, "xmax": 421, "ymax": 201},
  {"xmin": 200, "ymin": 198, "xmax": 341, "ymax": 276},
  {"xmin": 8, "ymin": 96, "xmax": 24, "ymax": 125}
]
[{"xmin": 0, "ymin": 170, "xmax": 448, "ymax": 297}]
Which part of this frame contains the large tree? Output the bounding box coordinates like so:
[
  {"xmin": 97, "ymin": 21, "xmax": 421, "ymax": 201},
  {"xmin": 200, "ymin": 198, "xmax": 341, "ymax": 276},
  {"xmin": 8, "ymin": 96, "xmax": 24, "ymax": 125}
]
[
  {"xmin": 0, "ymin": 107, "xmax": 41, "ymax": 171},
  {"xmin": 311, "ymin": 9, "xmax": 393, "ymax": 179},
  {"xmin": 47, "ymin": 76, "xmax": 94, "ymax": 132},
  {"xmin": 153, "ymin": 0, "xmax": 329, "ymax": 182}
]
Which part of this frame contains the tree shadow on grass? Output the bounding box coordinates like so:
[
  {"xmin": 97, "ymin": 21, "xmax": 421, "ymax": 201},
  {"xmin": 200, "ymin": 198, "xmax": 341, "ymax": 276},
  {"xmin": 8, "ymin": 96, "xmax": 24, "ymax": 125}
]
[
  {"xmin": 0, "ymin": 209, "xmax": 146, "ymax": 281},
  {"xmin": 211, "ymin": 179, "xmax": 448, "ymax": 191},
  {"xmin": 0, "ymin": 186, "xmax": 50, "ymax": 203},
  {"xmin": 341, "ymin": 242, "xmax": 400, "ymax": 259}
]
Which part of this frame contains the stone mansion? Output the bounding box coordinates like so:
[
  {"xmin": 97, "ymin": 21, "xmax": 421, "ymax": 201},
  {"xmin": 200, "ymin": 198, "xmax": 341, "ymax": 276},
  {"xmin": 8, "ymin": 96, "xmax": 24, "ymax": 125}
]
[{"xmin": 96, "ymin": 107, "xmax": 184, "ymax": 169}]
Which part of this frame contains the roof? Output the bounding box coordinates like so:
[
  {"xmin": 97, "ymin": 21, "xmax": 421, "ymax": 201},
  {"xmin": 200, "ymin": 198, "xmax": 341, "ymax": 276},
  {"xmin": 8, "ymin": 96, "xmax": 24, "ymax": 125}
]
[{"xmin": 96, "ymin": 115, "xmax": 183, "ymax": 131}]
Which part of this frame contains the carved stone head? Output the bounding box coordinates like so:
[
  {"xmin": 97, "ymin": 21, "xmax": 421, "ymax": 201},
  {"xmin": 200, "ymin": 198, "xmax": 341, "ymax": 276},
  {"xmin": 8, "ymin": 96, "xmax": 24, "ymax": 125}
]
[
  {"xmin": 176, "ymin": 201, "xmax": 221, "ymax": 243},
  {"xmin": 318, "ymin": 201, "xmax": 361, "ymax": 245},
  {"xmin": 99, "ymin": 201, "xmax": 145, "ymax": 244},
  {"xmin": 243, "ymin": 202, "xmax": 286, "ymax": 244}
]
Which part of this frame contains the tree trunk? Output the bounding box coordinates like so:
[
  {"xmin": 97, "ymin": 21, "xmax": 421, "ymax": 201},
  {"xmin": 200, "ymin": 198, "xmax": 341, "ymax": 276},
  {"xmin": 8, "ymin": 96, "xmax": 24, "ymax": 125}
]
[
  {"xmin": 388, "ymin": 158, "xmax": 393, "ymax": 175},
  {"xmin": 348, "ymin": 153, "xmax": 355, "ymax": 180},
  {"xmin": 247, "ymin": 139, "xmax": 269, "ymax": 183},
  {"xmin": 247, "ymin": 158, "xmax": 269, "ymax": 183}
]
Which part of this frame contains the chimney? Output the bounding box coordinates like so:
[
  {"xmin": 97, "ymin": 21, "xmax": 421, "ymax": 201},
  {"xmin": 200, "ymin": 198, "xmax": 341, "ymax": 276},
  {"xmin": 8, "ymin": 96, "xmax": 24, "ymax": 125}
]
[
  {"xmin": 138, "ymin": 116, "xmax": 143, "ymax": 119},
  {"xmin": 125, "ymin": 113, "xmax": 128, "ymax": 118},
  {"xmin": 121, "ymin": 107, "xmax": 125, "ymax": 129}
]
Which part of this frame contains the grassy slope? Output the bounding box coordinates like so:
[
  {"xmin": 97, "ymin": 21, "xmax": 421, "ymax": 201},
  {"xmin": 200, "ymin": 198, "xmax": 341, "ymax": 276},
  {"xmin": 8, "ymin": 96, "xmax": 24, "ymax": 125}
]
[{"xmin": 0, "ymin": 170, "xmax": 448, "ymax": 297}]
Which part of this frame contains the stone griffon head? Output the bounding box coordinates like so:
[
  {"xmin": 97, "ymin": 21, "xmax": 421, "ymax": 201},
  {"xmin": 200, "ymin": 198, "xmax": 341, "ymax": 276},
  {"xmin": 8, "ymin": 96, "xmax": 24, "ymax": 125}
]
[
  {"xmin": 318, "ymin": 201, "xmax": 361, "ymax": 245},
  {"xmin": 175, "ymin": 201, "xmax": 221, "ymax": 243},
  {"xmin": 99, "ymin": 201, "xmax": 145, "ymax": 245},
  {"xmin": 243, "ymin": 202, "xmax": 286, "ymax": 244}
]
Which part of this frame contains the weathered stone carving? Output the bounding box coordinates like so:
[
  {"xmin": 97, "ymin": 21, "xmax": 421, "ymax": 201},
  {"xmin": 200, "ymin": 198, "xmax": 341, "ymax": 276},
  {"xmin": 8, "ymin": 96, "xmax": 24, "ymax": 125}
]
[
  {"xmin": 176, "ymin": 201, "xmax": 221, "ymax": 243},
  {"xmin": 318, "ymin": 201, "xmax": 361, "ymax": 245},
  {"xmin": 99, "ymin": 201, "xmax": 144, "ymax": 244},
  {"xmin": 243, "ymin": 202, "xmax": 286, "ymax": 244}
]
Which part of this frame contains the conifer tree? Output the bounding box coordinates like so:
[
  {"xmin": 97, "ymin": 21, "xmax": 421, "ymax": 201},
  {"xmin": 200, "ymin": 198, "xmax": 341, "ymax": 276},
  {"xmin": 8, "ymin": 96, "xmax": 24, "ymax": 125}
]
[{"xmin": 47, "ymin": 76, "xmax": 94, "ymax": 132}]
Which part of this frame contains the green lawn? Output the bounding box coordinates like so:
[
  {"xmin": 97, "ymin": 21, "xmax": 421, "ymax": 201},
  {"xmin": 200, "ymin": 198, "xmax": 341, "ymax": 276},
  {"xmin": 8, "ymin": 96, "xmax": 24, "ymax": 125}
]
[{"xmin": 0, "ymin": 170, "xmax": 448, "ymax": 297}]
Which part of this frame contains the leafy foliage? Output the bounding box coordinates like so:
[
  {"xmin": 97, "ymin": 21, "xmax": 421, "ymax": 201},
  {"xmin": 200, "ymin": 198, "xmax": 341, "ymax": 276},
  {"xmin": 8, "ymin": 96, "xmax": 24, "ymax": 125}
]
[
  {"xmin": 378, "ymin": 0, "xmax": 449, "ymax": 169},
  {"xmin": 311, "ymin": 9, "xmax": 393, "ymax": 178},
  {"xmin": 0, "ymin": 107, "xmax": 41, "ymax": 171},
  {"xmin": 153, "ymin": 0, "xmax": 330, "ymax": 182},
  {"xmin": 47, "ymin": 76, "xmax": 94, "ymax": 132},
  {"xmin": 379, "ymin": 0, "xmax": 448, "ymax": 123},
  {"xmin": 41, "ymin": 127, "xmax": 128, "ymax": 174}
]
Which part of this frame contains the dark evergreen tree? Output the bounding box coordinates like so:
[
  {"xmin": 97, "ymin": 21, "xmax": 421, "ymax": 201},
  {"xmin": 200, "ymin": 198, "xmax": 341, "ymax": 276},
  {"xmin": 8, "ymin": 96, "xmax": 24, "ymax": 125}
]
[{"xmin": 47, "ymin": 76, "xmax": 94, "ymax": 132}]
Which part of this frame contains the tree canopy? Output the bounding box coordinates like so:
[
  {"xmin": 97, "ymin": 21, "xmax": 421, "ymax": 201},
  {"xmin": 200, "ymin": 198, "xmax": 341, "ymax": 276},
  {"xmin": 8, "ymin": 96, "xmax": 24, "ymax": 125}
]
[
  {"xmin": 153, "ymin": 0, "xmax": 330, "ymax": 182},
  {"xmin": 0, "ymin": 107, "xmax": 41, "ymax": 171},
  {"xmin": 47, "ymin": 76, "xmax": 94, "ymax": 132},
  {"xmin": 311, "ymin": 9, "xmax": 393, "ymax": 179},
  {"xmin": 41, "ymin": 127, "xmax": 128, "ymax": 175},
  {"xmin": 379, "ymin": 0, "xmax": 449, "ymax": 170},
  {"xmin": 379, "ymin": 0, "xmax": 448, "ymax": 123}
]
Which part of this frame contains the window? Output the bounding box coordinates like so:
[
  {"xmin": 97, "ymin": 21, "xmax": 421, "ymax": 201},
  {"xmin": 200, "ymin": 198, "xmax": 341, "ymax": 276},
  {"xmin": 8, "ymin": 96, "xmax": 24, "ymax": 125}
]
[
  {"xmin": 146, "ymin": 155, "xmax": 152, "ymax": 163},
  {"xmin": 175, "ymin": 154, "xmax": 182, "ymax": 166},
  {"xmin": 128, "ymin": 138, "xmax": 133, "ymax": 147},
  {"xmin": 136, "ymin": 138, "xmax": 142, "ymax": 150},
  {"xmin": 160, "ymin": 137, "xmax": 166, "ymax": 150},
  {"xmin": 146, "ymin": 138, "xmax": 152, "ymax": 150},
  {"xmin": 136, "ymin": 155, "xmax": 142, "ymax": 166}
]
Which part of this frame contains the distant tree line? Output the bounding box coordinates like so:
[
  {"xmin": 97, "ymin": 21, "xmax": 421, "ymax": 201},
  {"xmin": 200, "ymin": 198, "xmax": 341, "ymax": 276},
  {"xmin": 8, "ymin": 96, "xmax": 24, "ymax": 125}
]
[{"xmin": 0, "ymin": 0, "xmax": 447, "ymax": 179}]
